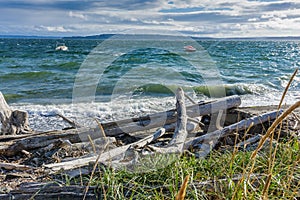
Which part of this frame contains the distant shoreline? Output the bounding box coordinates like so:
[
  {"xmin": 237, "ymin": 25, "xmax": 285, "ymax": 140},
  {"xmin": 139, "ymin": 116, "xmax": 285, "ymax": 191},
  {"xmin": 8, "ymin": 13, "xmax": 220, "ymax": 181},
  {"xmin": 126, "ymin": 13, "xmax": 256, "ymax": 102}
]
[{"xmin": 1, "ymin": 34, "xmax": 300, "ymax": 41}]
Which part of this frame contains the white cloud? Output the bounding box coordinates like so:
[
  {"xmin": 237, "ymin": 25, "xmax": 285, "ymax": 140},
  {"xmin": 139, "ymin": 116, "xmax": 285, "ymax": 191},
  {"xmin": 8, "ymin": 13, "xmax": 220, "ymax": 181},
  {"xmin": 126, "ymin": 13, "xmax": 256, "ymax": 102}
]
[
  {"xmin": 69, "ymin": 11, "xmax": 87, "ymax": 20},
  {"xmin": 35, "ymin": 25, "xmax": 72, "ymax": 33},
  {"xmin": 248, "ymin": 18, "xmax": 259, "ymax": 22}
]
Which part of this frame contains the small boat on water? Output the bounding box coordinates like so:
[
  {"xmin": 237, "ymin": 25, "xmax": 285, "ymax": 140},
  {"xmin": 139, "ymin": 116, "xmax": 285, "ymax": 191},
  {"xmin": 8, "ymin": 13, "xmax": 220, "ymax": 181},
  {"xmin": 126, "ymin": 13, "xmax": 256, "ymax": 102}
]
[
  {"xmin": 184, "ymin": 45, "xmax": 196, "ymax": 52},
  {"xmin": 55, "ymin": 43, "xmax": 68, "ymax": 51}
]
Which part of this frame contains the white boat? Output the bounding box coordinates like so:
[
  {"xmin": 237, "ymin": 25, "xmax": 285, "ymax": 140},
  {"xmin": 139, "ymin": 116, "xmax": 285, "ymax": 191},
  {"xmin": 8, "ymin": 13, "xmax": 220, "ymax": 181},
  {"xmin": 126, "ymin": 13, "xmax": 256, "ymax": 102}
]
[
  {"xmin": 55, "ymin": 43, "xmax": 68, "ymax": 51},
  {"xmin": 184, "ymin": 45, "xmax": 196, "ymax": 52}
]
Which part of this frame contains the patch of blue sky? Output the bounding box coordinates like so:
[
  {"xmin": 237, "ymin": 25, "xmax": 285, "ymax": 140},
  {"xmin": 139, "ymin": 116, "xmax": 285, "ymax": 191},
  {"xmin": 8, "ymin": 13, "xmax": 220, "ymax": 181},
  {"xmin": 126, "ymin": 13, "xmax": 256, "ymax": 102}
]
[
  {"xmin": 0, "ymin": 1, "xmax": 94, "ymax": 11},
  {"xmin": 159, "ymin": 6, "xmax": 232, "ymax": 13},
  {"xmin": 159, "ymin": 7, "xmax": 205, "ymax": 13}
]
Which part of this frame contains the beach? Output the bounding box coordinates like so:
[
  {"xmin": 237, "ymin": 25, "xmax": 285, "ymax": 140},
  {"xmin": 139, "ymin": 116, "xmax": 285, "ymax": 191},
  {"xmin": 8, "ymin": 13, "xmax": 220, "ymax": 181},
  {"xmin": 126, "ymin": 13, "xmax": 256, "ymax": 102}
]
[
  {"xmin": 0, "ymin": 37, "xmax": 299, "ymax": 199},
  {"xmin": 0, "ymin": 97, "xmax": 299, "ymax": 198}
]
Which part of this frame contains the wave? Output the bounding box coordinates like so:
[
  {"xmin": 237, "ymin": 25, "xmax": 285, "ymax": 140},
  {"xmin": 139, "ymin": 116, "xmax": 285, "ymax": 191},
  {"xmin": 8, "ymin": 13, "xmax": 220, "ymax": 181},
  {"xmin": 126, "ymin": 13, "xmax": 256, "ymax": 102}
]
[
  {"xmin": 106, "ymin": 83, "xmax": 272, "ymax": 97},
  {"xmin": 3, "ymin": 93, "xmax": 24, "ymax": 102},
  {"xmin": 58, "ymin": 61, "xmax": 80, "ymax": 70},
  {"xmin": 193, "ymin": 83, "xmax": 270, "ymax": 97},
  {"xmin": 0, "ymin": 71, "xmax": 55, "ymax": 80}
]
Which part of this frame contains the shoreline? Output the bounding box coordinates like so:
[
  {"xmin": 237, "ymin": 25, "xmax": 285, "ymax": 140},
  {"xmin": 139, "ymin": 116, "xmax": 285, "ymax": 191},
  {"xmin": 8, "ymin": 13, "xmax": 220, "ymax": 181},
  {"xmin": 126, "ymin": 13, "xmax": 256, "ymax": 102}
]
[
  {"xmin": 7, "ymin": 99, "xmax": 300, "ymax": 132},
  {"xmin": 0, "ymin": 96, "xmax": 299, "ymax": 198}
]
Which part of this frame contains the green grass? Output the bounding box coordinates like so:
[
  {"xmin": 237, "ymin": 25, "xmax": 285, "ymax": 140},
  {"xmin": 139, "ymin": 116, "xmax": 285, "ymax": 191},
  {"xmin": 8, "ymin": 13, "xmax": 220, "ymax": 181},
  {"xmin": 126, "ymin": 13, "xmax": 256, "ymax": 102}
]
[
  {"xmin": 77, "ymin": 134, "xmax": 299, "ymax": 200},
  {"xmin": 71, "ymin": 69, "xmax": 300, "ymax": 199}
]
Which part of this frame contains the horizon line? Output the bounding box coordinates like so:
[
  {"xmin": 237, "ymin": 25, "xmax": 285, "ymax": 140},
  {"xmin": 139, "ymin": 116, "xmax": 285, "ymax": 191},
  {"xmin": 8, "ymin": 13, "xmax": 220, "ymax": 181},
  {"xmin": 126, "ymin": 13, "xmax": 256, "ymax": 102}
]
[{"xmin": 1, "ymin": 34, "xmax": 300, "ymax": 40}]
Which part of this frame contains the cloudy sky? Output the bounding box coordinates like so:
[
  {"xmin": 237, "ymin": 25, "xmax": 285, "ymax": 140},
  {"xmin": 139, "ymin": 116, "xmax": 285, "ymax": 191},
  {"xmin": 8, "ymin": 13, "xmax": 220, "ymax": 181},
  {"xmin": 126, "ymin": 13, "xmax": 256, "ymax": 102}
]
[{"xmin": 0, "ymin": 0, "xmax": 300, "ymax": 37}]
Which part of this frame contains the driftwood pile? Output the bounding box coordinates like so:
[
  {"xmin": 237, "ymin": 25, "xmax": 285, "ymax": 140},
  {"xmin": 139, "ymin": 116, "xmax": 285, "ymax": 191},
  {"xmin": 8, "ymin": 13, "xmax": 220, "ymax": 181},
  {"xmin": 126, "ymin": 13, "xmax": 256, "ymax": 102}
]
[{"xmin": 0, "ymin": 89, "xmax": 295, "ymax": 199}]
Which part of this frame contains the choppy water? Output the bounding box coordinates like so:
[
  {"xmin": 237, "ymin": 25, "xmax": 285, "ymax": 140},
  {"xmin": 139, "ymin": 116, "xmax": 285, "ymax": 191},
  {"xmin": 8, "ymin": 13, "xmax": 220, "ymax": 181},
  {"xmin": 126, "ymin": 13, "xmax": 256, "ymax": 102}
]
[{"xmin": 0, "ymin": 36, "xmax": 299, "ymax": 131}]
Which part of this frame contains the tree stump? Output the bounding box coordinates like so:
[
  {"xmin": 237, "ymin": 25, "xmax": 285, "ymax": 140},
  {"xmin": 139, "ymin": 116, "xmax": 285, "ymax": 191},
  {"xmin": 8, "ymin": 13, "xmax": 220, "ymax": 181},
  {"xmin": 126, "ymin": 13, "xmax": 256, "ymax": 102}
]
[{"xmin": 0, "ymin": 92, "xmax": 32, "ymax": 135}]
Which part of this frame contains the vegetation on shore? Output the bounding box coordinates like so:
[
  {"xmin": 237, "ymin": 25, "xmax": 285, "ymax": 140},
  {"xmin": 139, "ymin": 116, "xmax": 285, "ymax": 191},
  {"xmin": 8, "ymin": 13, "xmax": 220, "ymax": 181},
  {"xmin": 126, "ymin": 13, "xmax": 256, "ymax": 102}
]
[
  {"xmin": 75, "ymin": 69, "xmax": 299, "ymax": 199},
  {"xmin": 72, "ymin": 128, "xmax": 298, "ymax": 199}
]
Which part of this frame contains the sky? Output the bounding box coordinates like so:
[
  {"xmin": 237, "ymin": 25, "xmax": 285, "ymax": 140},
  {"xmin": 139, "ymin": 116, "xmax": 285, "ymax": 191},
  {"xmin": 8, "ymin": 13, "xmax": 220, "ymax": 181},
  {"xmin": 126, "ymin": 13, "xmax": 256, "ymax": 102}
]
[{"xmin": 0, "ymin": 0, "xmax": 300, "ymax": 38}]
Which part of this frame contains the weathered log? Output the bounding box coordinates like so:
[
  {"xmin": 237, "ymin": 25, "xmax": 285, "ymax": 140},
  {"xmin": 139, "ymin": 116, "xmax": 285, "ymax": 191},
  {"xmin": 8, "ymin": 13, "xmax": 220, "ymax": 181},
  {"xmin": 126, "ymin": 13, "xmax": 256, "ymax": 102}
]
[
  {"xmin": 106, "ymin": 89, "xmax": 192, "ymax": 170},
  {"xmin": 44, "ymin": 128, "xmax": 166, "ymax": 172},
  {"xmin": 0, "ymin": 182, "xmax": 98, "ymax": 200},
  {"xmin": 184, "ymin": 93, "xmax": 197, "ymax": 105},
  {"xmin": 45, "ymin": 88, "xmax": 189, "ymax": 172},
  {"xmin": 0, "ymin": 96, "xmax": 238, "ymax": 140},
  {"xmin": 0, "ymin": 162, "xmax": 35, "ymax": 171},
  {"xmin": 0, "ymin": 92, "xmax": 32, "ymax": 135},
  {"xmin": 150, "ymin": 88, "xmax": 189, "ymax": 154},
  {"xmin": 101, "ymin": 95, "xmax": 241, "ymax": 136},
  {"xmin": 235, "ymin": 134, "xmax": 262, "ymax": 149},
  {"xmin": 0, "ymin": 115, "xmax": 203, "ymax": 158},
  {"xmin": 0, "ymin": 95, "xmax": 238, "ymax": 158},
  {"xmin": 170, "ymin": 88, "xmax": 188, "ymax": 146},
  {"xmin": 0, "ymin": 174, "xmax": 263, "ymax": 200},
  {"xmin": 0, "ymin": 96, "xmax": 237, "ymax": 156},
  {"xmin": 72, "ymin": 137, "xmax": 116, "ymax": 153},
  {"xmin": 184, "ymin": 110, "xmax": 283, "ymax": 153},
  {"xmin": 0, "ymin": 127, "xmax": 105, "ymax": 156},
  {"xmin": 56, "ymin": 112, "xmax": 81, "ymax": 128}
]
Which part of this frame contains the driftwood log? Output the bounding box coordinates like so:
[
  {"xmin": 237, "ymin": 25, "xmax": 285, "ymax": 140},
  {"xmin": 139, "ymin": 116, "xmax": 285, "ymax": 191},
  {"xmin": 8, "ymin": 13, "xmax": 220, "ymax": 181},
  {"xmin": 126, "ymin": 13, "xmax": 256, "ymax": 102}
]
[
  {"xmin": 0, "ymin": 92, "xmax": 32, "ymax": 135},
  {"xmin": 0, "ymin": 182, "xmax": 98, "ymax": 200},
  {"xmin": 184, "ymin": 110, "xmax": 282, "ymax": 157},
  {"xmin": 101, "ymin": 95, "xmax": 241, "ymax": 136},
  {"xmin": 44, "ymin": 88, "xmax": 188, "ymax": 172},
  {"xmin": 0, "ymin": 127, "xmax": 104, "ymax": 157},
  {"xmin": 1, "ymin": 87, "xmax": 292, "ymax": 199},
  {"xmin": 146, "ymin": 87, "xmax": 189, "ymax": 154},
  {"xmin": 0, "ymin": 95, "xmax": 241, "ymax": 157},
  {"xmin": 0, "ymin": 90, "xmax": 280, "ymax": 173},
  {"xmin": 45, "ymin": 109, "xmax": 282, "ymax": 172},
  {"xmin": 44, "ymin": 128, "xmax": 167, "ymax": 172},
  {"xmin": 0, "ymin": 162, "xmax": 35, "ymax": 171},
  {"xmin": 0, "ymin": 174, "xmax": 264, "ymax": 200}
]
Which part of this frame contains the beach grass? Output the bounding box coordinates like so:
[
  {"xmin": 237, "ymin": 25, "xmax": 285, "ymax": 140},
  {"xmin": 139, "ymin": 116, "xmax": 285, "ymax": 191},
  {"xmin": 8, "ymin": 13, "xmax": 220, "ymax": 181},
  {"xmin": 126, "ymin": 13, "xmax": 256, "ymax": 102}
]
[
  {"xmin": 76, "ymin": 69, "xmax": 300, "ymax": 199},
  {"xmin": 72, "ymin": 130, "xmax": 299, "ymax": 199}
]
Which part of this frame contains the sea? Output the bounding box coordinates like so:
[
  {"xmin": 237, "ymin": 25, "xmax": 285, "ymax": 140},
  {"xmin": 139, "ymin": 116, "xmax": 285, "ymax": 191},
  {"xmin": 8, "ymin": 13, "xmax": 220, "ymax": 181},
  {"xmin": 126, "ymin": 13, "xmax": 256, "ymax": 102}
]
[{"xmin": 0, "ymin": 35, "xmax": 299, "ymax": 131}]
